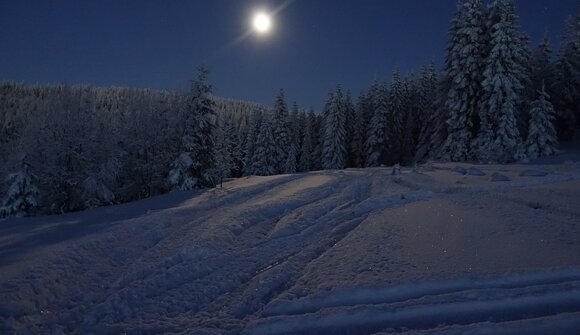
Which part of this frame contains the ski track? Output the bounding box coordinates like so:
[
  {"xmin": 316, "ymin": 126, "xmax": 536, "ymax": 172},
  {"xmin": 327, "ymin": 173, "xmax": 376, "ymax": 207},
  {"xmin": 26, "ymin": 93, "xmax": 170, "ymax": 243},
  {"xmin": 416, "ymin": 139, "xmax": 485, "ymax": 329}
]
[{"xmin": 0, "ymin": 165, "xmax": 579, "ymax": 334}]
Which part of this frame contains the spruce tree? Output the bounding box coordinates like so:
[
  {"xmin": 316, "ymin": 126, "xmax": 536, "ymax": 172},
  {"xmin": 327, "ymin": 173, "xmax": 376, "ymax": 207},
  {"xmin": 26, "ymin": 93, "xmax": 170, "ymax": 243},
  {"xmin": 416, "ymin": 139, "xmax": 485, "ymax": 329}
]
[
  {"xmin": 525, "ymin": 85, "xmax": 558, "ymax": 159},
  {"xmin": 168, "ymin": 66, "xmax": 217, "ymax": 189},
  {"xmin": 400, "ymin": 73, "xmax": 420, "ymax": 165},
  {"xmin": 307, "ymin": 109, "xmax": 321, "ymax": 171},
  {"xmin": 214, "ymin": 115, "xmax": 234, "ymax": 186},
  {"xmin": 477, "ymin": 0, "xmax": 525, "ymax": 163},
  {"xmin": 522, "ymin": 35, "xmax": 554, "ymax": 139},
  {"xmin": 299, "ymin": 111, "xmax": 314, "ymax": 172},
  {"xmin": 283, "ymin": 102, "xmax": 301, "ymax": 173},
  {"xmin": 272, "ymin": 90, "xmax": 291, "ymax": 174},
  {"xmin": 0, "ymin": 160, "xmax": 39, "ymax": 218},
  {"xmin": 252, "ymin": 117, "xmax": 277, "ymax": 176},
  {"xmin": 414, "ymin": 62, "xmax": 439, "ymax": 163},
  {"xmin": 352, "ymin": 90, "xmax": 372, "ymax": 167},
  {"xmin": 322, "ymin": 86, "xmax": 347, "ymax": 170},
  {"xmin": 388, "ymin": 70, "xmax": 405, "ymax": 134},
  {"xmin": 530, "ymin": 36, "xmax": 555, "ymax": 99},
  {"xmin": 358, "ymin": 87, "xmax": 376, "ymax": 138},
  {"xmin": 441, "ymin": 0, "xmax": 487, "ymax": 162},
  {"xmin": 388, "ymin": 69, "xmax": 406, "ymax": 163},
  {"xmin": 554, "ymin": 12, "xmax": 580, "ymax": 138},
  {"xmin": 343, "ymin": 90, "xmax": 359, "ymax": 168},
  {"xmin": 243, "ymin": 109, "xmax": 263, "ymax": 176},
  {"xmin": 284, "ymin": 144, "xmax": 298, "ymax": 174},
  {"xmin": 365, "ymin": 80, "xmax": 389, "ymax": 167}
]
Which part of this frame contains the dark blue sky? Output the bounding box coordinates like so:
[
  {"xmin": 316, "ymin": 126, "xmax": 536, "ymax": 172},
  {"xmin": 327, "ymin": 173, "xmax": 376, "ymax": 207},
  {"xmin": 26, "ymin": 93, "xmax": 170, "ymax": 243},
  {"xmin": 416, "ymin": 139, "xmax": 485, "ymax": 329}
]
[{"xmin": 1, "ymin": 0, "xmax": 578, "ymax": 110}]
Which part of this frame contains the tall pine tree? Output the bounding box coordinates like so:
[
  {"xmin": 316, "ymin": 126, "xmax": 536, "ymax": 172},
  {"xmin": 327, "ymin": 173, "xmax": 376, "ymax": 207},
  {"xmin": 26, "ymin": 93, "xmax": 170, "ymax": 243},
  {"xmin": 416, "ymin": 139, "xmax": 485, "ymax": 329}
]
[
  {"xmin": 252, "ymin": 117, "xmax": 277, "ymax": 176},
  {"xmin": 243, "ymin": 109, "xmax": 263, "ymax": 176},
  {"xmin": 1, "ymin": 160, "xmax": 39, "ymax": 218},
  {"xmin": 476, "ymin": 0, "xmax": 526, "ymax": 163},
  {"xmin": 441, "ymin": 0, "xmax": 487, "ymax": 162},
  {"xmin": 168, "ymin": 66, "xmax": 217, "ymax": 189},
  {"xmin": 272, "ymin": 90, "xmax": 291, "ymax": 174},
  {"xmin": 554, "ymin": 12, "xmax": 580, "ymax": 138},
  {"xmin": 322, "ymin": 86, "xmax": 347, "ymax": 170},
  {"xmin": 365, "ymin": 80, "xmax": 389, "ymax": 167},
  {"xmin": 525, "ymin": 84, "xmax": 558, "ymax": 159}
]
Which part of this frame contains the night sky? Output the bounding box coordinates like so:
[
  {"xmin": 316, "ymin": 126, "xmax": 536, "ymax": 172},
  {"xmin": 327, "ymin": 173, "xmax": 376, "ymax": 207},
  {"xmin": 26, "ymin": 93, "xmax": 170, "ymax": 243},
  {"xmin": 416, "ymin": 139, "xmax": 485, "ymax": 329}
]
[{"xmin": 1, "ymin": 0, "xmax": 578, "ymax": 110}]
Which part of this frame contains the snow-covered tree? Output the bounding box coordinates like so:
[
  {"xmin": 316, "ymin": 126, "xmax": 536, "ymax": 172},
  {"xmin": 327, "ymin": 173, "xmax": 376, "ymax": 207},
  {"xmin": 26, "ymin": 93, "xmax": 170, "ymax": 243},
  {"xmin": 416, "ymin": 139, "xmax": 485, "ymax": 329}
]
[
  {"xmin": 476, "ymin": 0, "xmax": 526, "ymax": 163},
  {"xmin": 272, "ymin": 90, "xmax": 291, "ymax": 174},
  {"xmin": 414, "ymin": 62, "xmax": 439, "ymax": 163},
  {"xmin": 400, "ymin": 73, "xmax": 420, "ymax": 165},
  {"xmin": 322, "ymin": 86, "xmax": 347, "ymax": 170},
  {"xmin": 525, "ymin": 85, "xmax": 558, "ymax": 159},
  {"xmin": 290, "ymin": 102, "xmax": 302, "ymax": 155},
  {"xmin": 388, "ymin": 69, "xmax": 406, "ymax": 161},
  {"xmin": 243, "ymin": 109, "xmax": 263, "ymax": 176},
  {"xmin": 284, "ymin": 143, "xmax": 297, "ymax": 174},
  {"xmin": 252, "ymin": 117, "xmax": 277, "ymax": 176},
  {"xmin": 299, "ymin": 111, "xmax": 314, "ymax": 172},
  {"xmin": 0, "ymin": 160, "xmax": 39, "ymax": 218},
  {"xmin": 214, "ymin": 115, "xmax": 235, "ymax": 187},
  {"xmin": 440, "ymin": 0, "xmax": 487, "ymax": 162},
  {"xmin": 0, "ymin": 82, "xmax": 26, "ymax": 144},
  {"xmin": 169, "ymin": 66, "xmax": 217, "ymax": 190},
  {"xmin": 365, "ymin": 80, "xmax": 389, "ymax": 167},
  {"xmin": 530, "ymin": 36, "xmax": 555, "ymax": 99},
  {"xmin": 82, "ymin": 157, "xmax": 119, "ymax": 208},
  {"xmin": 283, "ymin": 102, "xmax": 300, "ymax": 174},
  {"xmin": 308, "ymin": 109, "xmax": 323, "ymax": 171},
  {"xmin": 352, "ymin": 90, "xmax": 372, "ymax": 168},
  {"xmin": 343, "ymin": 90, "xmax": 359, "ymax": 168},
  {"xmin": 554, "ymin": 12, "xmax": 580, "ymax": 138}
]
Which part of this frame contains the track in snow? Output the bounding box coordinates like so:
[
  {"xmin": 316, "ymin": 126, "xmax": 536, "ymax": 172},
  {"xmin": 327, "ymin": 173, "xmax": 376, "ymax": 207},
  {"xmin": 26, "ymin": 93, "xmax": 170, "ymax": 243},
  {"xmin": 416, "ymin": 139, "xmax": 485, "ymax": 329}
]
[
  {"xmin": 1, "ymin": 164, "xmax": 580, "ymax": 334},
  {"xmin": 244, "ymin": 267, "xmax": 580, "ymax": 334}
]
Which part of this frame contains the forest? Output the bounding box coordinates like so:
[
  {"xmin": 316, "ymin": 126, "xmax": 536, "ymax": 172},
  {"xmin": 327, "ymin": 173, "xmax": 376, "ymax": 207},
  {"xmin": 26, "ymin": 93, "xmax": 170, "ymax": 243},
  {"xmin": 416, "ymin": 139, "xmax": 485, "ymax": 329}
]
[{"xmin": 0, "ymin": 0, "xmax": 579, "ymax": 218}]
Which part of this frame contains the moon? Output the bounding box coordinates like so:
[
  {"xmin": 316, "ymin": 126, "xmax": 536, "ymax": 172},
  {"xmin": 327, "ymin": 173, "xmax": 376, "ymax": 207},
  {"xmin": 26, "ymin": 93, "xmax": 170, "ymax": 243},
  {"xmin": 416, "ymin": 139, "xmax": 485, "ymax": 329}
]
[{"xmin": 253, "ymin": 12, "xmax": 272, "ymax": 34}]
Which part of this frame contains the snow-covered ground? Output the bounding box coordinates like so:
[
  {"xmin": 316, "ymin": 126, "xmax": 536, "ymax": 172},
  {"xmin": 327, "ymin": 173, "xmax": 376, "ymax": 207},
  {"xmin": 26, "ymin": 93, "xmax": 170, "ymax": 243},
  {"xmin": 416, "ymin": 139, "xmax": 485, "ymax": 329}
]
[{"xmin": 1, "ymin": 158, "xmax": 580, "ymax": 334}]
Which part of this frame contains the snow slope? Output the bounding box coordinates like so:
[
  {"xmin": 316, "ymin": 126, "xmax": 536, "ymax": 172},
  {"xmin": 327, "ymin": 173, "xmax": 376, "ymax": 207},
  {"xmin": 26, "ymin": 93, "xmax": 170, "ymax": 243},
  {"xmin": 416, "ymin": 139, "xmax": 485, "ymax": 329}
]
[{"xmin": 1, "ymin": 161, "xmax": 580, "ymax": 334}]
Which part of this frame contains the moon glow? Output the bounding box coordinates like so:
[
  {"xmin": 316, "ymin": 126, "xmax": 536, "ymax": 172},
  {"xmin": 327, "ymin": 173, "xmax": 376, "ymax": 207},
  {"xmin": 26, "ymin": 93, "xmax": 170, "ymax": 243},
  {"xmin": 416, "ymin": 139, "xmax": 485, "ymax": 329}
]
[{"xmin": 253, "ymin": 12, "xmax": 272, "ymax": 34}]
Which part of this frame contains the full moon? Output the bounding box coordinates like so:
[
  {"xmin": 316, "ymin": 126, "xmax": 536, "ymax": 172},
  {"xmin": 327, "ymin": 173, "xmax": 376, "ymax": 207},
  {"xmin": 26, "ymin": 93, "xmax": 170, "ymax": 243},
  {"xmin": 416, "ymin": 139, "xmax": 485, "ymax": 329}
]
[{"xmin": 253, "ymin": 12, "xmax": 272, "ymax": 34}]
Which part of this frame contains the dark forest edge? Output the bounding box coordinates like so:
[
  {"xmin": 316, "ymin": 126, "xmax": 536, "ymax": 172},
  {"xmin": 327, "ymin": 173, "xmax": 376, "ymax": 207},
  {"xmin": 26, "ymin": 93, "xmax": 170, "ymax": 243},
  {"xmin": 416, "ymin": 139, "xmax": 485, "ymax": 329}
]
[{"xmin": 0, "ymin": 0, "xmax": 579, "ymax": 219}]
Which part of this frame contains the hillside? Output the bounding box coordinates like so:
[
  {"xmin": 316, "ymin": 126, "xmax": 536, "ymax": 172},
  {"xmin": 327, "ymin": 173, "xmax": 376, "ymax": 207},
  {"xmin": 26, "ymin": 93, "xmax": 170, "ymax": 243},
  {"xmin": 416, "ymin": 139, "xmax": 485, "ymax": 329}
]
[{"xmin": 1, "ymin": 159, "xmax": 580, "ymax": 334}]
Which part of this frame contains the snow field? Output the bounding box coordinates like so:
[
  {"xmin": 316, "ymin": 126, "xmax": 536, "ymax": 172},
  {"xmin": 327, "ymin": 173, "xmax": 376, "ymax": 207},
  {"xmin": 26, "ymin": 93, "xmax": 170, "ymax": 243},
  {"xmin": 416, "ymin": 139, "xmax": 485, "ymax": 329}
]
[{"xmin": 0, "ymin": 163, "xmax": 579, "ymax": 334}]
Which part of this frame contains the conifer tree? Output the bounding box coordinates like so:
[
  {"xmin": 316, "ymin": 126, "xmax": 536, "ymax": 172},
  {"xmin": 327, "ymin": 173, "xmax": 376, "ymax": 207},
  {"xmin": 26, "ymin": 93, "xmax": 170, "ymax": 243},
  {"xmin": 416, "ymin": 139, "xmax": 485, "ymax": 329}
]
[
  {"xmin": 322, "ymin": 86, "xmax": 347, "ymax": 170},
  {"xmin": 0, "ymin": 160, "xmax": 39, "ymax": 218},
  {"xmin": 440, "ymin": 0, "xmax": 487, "ymax": 161},
  {"xmin": 388, "ymin": 69, "xmax": 405, "ymax": 160},
  {"xmin": 283, "ymin": 102, "xmax": 301, "ymax": 173},
  {"xmin": 352, "ymin": 90, "xmax": 372, "ymax": 167},
  {"xmin": 168, "ymin": 66, "xmax": 217, "ymax": 189},
  {"xmin": 343, "ymin": 90, "xmax": 359, "ymax": 168},
  {"xmin": 554, "ymin": 12, "xmax": 580, "ymax": 138},
  {"xmin": 243, "ymin": 109, "xmax": 263, "ymax": 176},
  {"xmin": 299, "ymin": 111, "xmax": 314, "ymax": 172},
  {"xmin": 525, "ymin": 85, "xmax": 558, "ymax": 159},
  {"xmin": 530, "ymin": 36, "xmax": 555, "ymax": 99},
  {"xmin": 306, "ymin": 109, "xmax": 321, "ymax": 171},
  {"xmin": 284, "ymin": 144, "xmax": 297, "ymax": 174},
  {"xmin": 400, "ymin": 73, "xmax": 419, "ymax": 165},
  {"xmin": 252, "ymin": 117, "xmax": 277, "ymax": 176},
  {"xmin": 272, "ymin": 90, "xmax": 291, "ymax": 174},
  {"xmin": 414, "ymin": 62, "xmax": 439, "ymax": 163},
  {"xmin": 214, "ymin": 115, "xmax": 234, "ymax": 186},
  {"xmin": 365, "ymin": 81, "xmax": 389, "ymax": 167},
  {"xmin": 476, "ymin": 0, "xmax": 525, "ymax": 163}
]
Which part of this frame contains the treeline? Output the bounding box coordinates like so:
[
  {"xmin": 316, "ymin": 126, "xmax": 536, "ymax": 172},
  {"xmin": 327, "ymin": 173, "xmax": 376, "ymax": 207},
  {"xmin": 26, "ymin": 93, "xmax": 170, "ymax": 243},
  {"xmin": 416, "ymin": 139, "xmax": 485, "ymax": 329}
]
[
  {"xmin": 1, "ymin": 0, "xmax": 579, "ymax": 218},
  {"xmin": 0, "ymin": 75, "xmax": 271, "ymax": 217}
]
